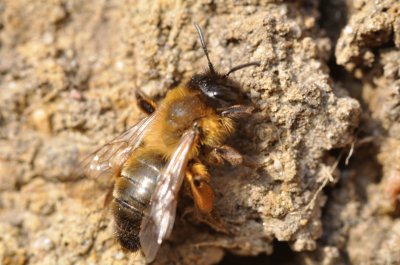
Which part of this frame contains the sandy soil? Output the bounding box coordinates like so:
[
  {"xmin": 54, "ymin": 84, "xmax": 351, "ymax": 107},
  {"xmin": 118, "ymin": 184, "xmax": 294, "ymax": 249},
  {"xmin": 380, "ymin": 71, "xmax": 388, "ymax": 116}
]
[{"xmin": 0, "ymin": 0, "xmax": 399, "ymax": 264}]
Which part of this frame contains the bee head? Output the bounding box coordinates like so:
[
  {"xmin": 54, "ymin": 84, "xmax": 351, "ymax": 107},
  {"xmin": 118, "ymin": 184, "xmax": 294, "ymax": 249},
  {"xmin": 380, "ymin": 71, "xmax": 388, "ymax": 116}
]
[
  {"xmin": 190, "ymin": 23, "xmax": 259, "ymax": 108},
  {"xmin": 188, "ymin": 71, "xmax": 242, "ymax": 107}
]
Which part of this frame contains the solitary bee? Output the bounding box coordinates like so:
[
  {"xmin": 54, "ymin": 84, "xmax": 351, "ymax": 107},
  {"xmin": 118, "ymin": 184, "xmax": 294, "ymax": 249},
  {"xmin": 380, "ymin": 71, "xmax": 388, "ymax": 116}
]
[{"xmin": 83, "ymin": 24, "xmax": 259, "ymax": 263}]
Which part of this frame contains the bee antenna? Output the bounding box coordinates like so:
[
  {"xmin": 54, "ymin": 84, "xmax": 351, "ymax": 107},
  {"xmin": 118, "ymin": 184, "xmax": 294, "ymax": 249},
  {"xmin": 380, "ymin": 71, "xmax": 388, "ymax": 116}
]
[
  {"xmin": 225, "ymin": 62, "xmax": 261, "ymax": 77},
  {"xmin": 194, "ymin": 23, "xmax": 215, "ymax": 74}
]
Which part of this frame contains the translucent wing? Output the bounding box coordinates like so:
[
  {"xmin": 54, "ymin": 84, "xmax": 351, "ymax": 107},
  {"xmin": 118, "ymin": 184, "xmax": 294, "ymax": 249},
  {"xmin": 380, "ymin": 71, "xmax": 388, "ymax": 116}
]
[
  {"xmin": 139, "ymin": 128, "xmax": 199, "ymax": 263},
  {"xmin": 81, "ymin": 113, "xmax": 156, "ymax": 183}
]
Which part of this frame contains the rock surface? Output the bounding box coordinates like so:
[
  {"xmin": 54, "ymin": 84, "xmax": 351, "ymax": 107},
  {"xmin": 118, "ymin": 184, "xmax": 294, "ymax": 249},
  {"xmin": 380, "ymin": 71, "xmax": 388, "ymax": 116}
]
[{"xmin": 0, "ymin": 0, "xmax": 397, "ymax": 264}]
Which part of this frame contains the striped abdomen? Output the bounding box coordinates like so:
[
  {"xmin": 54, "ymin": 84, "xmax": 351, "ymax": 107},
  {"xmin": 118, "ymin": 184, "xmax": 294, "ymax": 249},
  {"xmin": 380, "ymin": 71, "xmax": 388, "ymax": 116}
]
[{"xmin": 111, "ymin": 152, "xmax": 164, "ymax": 251}]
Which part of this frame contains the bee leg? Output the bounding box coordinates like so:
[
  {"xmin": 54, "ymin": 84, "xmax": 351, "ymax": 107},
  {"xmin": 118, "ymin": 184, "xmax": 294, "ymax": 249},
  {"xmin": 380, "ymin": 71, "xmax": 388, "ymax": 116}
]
[
  {"xmin": 199, "ymin": 211, "xmax": 228, "ymax": 234},
  {"xmin": 208, "ymin": 145, "xmax": 258, "ymax": 169},
  {"xmin": 135, "ymin": 89, "xmax": 157, "ymax": 115},
  {"xmin": 185, "ymin": 163, "xmax": 214, "ymax": 214},
  {"xmin": 218, "ymin": 105, "xmax": 254, "ymax": 119},
  {"xmin": 185, "ymin": 163, "xmax": 228, "ymax": 233}
]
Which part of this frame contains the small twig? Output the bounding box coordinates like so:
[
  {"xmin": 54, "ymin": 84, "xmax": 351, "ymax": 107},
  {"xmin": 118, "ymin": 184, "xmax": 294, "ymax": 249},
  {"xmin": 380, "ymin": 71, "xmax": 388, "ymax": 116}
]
[
  {"xmin": 305, "ymin": 147, "xmax": 344, "ymax": 211},
  {"xmin": 305, "ymin": 165, "xmax": 334, "ymax": 211},
  {"xmin": 345, "ymin": 141, "xmax": 355, "ymax": 166}
]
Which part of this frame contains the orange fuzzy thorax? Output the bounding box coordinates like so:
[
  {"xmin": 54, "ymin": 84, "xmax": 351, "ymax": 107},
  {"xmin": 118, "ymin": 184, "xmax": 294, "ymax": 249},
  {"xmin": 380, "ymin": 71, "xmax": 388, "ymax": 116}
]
[{"xmin": 143, "ymin": 86, "xmax": 234, "ymax": 160}]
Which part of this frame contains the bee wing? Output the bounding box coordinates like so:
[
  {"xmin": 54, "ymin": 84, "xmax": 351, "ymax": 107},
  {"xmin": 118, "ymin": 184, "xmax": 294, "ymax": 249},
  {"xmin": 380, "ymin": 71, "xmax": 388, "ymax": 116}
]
[
  {"xmin": 139, "ymin": 128, "xmax": 199, "ymax": 263},
  {"xmin": 81, "ymin": 113, "xmax": 156, "ymax": 183}
]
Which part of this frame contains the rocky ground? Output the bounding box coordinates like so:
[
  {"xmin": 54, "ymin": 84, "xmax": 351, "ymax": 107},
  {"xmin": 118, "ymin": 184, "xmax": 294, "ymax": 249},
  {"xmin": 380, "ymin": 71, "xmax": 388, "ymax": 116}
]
[{"xmin": 0, "ymin": 0, "xmax": 399, "ymax": 264}]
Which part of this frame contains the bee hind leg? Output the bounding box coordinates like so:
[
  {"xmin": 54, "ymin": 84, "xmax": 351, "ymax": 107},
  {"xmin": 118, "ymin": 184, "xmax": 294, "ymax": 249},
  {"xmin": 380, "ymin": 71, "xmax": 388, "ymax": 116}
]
[
  {"xmin": 185, "ymin": 162, "xmax": 228, "ymax": 233},
  {"xmin": 135, "ymin": 89, "xmax": 157, "ymax": 115},
  {"xmin": 185, "ymin": 162, "xmax": 214, "ymax": 214}
]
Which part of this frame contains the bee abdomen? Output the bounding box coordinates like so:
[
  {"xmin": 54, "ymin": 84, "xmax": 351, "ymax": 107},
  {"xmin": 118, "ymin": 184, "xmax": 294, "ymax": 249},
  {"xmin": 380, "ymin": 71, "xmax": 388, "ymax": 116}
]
[
  {"xmin": 111, "ymin": 153, "xmax": 164, "ymax": 251},
  {"xmin": 111, "ymin": 198, "xmax": 142, "ymax": 251}
]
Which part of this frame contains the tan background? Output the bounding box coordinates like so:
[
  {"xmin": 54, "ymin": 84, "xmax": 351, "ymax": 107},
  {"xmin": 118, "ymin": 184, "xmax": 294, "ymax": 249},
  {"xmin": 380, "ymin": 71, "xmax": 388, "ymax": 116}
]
[{"xmin": 0, "ymin": 0, "xmax": 399, "ymax": 264}]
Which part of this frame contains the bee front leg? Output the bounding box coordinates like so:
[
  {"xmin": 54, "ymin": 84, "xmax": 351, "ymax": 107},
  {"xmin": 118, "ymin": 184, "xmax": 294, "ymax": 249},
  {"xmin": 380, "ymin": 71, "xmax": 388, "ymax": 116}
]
[
  {"xmin": 207, "ymin": 145, "xmax": 258, "ymax": 168},
  {"xmin": 218, "ymin": 105, "xmax": 254, "ymax": 119},
  {"xmin": 135, "ymin": 89, "xmax": 157, "ymax": 115}
]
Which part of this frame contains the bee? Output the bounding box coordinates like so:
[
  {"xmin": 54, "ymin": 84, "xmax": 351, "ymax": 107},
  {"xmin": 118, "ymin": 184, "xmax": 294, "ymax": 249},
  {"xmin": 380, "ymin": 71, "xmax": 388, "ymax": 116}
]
[{"xmin": 83, "ymin": 23, "xmax": 259, "ymax": 263}]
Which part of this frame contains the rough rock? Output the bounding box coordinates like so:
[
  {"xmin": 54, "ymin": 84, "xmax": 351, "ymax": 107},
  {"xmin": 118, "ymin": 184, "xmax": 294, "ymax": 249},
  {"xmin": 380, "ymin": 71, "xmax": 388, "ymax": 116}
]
[{"xmin": 7, "ymin": 0, "xmax": 400, "ymax": 264}]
